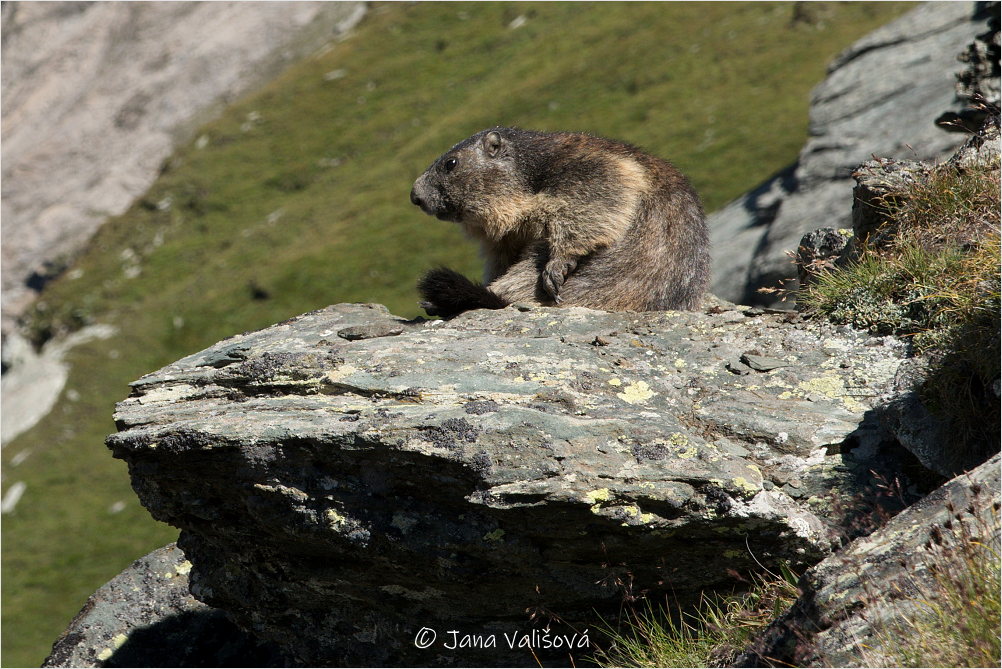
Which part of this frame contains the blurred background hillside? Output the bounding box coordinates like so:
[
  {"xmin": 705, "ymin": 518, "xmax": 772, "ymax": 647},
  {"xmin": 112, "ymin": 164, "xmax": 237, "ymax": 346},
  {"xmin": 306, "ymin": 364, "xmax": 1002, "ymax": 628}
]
[{"xmin": 1, "ymin": 2, "xmax": 918, "ymax": 665}]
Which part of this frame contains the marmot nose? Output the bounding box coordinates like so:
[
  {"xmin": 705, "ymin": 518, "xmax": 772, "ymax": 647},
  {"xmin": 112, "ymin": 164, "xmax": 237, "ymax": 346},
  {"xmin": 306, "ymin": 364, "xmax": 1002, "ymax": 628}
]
[{"xmin": 410, "ymin": 188, "xmax": 423, "ymax": 208}]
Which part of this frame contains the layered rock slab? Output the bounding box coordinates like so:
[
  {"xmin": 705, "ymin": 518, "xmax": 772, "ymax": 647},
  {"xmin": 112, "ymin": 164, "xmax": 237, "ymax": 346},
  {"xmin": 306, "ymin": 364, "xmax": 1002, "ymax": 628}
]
[
  {"xmin": 108, "ymin": 302, "xmax": 919, "ymax": 666},
  {"xmin": 737, "ymin": 453, "xmax": 1001, "ymax": 667}
]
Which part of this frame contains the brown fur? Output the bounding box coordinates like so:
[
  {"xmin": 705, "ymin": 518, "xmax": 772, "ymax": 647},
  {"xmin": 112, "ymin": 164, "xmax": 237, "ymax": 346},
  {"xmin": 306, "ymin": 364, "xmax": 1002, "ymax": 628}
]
[{"xmin": 410, "ymin": 127, "xmax": 710, "ymax": 316}]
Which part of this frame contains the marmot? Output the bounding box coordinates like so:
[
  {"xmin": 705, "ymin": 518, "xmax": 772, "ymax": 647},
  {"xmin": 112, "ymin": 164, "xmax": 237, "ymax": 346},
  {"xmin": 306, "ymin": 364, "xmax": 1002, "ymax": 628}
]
[{"xmin": 410, "ymin": 127, "xmax": 709, "ymax": 317}]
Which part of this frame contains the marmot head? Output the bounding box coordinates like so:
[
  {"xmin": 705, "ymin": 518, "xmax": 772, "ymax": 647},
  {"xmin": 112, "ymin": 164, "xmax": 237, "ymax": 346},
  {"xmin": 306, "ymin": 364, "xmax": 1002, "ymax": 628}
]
[{"xmin": 410, "ymin": 127, "xmax": 531, "ymax": 235}]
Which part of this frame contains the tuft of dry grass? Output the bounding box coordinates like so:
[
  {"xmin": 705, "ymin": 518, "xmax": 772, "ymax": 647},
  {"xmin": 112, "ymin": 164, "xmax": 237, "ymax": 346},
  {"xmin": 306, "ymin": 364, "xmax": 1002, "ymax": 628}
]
[
  {"xmin": 866, "ymin": 493, "xmax": 1001, "ymax": 668},
  {"xmin": 591, "ymin": 564, "xmax": 800, "ymax": 668}
]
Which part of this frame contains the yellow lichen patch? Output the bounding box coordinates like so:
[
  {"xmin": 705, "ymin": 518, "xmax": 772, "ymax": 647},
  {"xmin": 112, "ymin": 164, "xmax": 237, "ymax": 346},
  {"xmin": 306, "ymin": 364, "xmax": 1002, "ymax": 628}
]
[
  {"xmin": 842, "ymin": 395, "xmax": 866, "ymax": 413},
  {"xmin": 620, "ymin": 505, "xmax": 657, "ymax": 525},
  {"xmin": 665, "ymin": 432, "xmax": 698, "ymax": 458},
  {"xmin": 483, "ymin": 529, "xmax": 505, "ymax": 543},
  {"xmin": 607, "ymin": 377, "xmax": 623, "ymax": 386},
  {"xmin": 798, "ymin": 374, "xmax": 866, "ymax": 413},
  {"xmin": 97, "ymin": 648, "xmax": 114, "ymax": 662},
  {"xmin": 674, "ymin": 358, "xmax": 687, "ymax": 369},
  {"xmin": 326, "ymin": 508, "xmax": 347, "ymax": 529},
  {"xmin": 324, "ymin": 363, "xmax": 359, "ymax": 383},
  {"xmin": 798, "ymin": 375, "xmax": 845, "ymax": 398},
  {"xmin": 732, "ymin": 476, "xmax": 760, "ymax": 495},
  {"xmin": 617, "ymin": 380, "xmax": 655, "ymax": 404},
  {"xmin": 585, "ymin": 488, "xmax": 612, "ymax": 504},
  {"xmin": 175, "ymin": 560, "xmax": 192, "ymax": 576},
  {"xmin": 113, "ymin": 633, "xmax": 128, "ymax": 649}
]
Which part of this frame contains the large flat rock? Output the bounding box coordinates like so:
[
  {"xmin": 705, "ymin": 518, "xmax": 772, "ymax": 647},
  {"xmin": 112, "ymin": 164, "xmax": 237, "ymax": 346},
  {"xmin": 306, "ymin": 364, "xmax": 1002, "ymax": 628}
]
[{"xmin": 107, "ymin": 302, "xmax": 924, "ymax": 666}]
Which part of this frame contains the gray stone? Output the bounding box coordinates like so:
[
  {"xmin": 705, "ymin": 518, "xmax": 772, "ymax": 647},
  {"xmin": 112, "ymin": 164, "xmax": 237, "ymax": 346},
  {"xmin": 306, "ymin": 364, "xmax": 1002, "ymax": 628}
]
[
  {"xmin": 739, "ymin": 354, "xmax": 791, "ymax": 373},
  {"xmin": 337, "ymin": 322, "xmax": 406, "ymax": 341},
  {"xmin": 43, "ymin": 543, "xmax": 290, "ymax": 668},
  {"xmin": 850, "ymin": 158, "xmax": 931, "ymax": 247},
  {"xmin": 710, "ymin": 2, "xmax": 982, "ymax": 305},
  {"xmin": 794, "ymin": 227, "xmax": 853, "ymax": 293},
  {"xmin": 106, "ymin": 302, "xmax": 930, "ymax": 666},
  {"xmin": 875, "ymin": 358, "xmax": 953, "ymax": 476}
]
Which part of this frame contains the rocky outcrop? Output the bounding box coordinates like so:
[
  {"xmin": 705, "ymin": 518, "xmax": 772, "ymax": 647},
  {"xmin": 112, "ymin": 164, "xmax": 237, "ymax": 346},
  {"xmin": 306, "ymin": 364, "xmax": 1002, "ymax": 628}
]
[
  {"xmin": 736, "ymin": 452, "xmax": 1000, "ymax": 667},
  {"xmin": 103, "ymin": 301, "xmax": 935, "ymax": 666},
  {"xmin": 0, "ymin": 1, "xmax": 366, "ymax": 333},
  {"xmin": 43, "ymin": 543, "xmax": 289, "ymax": 668},
  {"xmin": 795, "ymin": 105, "xmax": 1001, "ymax": 478},
  {"xmin": 710, "ymin": 1, "xmax": 985, "ymax": 305}
]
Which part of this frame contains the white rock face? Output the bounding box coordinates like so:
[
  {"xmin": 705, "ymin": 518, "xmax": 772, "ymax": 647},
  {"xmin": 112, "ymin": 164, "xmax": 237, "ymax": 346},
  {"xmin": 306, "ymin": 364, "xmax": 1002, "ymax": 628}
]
[{"xmin": 0, "ymin": 1, "xmax": 366, "ymax": 332}]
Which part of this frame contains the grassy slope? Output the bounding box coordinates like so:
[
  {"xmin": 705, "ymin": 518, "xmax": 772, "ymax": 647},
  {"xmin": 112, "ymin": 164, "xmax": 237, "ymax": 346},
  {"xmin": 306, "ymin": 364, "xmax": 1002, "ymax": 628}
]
[{"xmin": 1, "ymin": 2, "xmax": 913, "ymax": 665}]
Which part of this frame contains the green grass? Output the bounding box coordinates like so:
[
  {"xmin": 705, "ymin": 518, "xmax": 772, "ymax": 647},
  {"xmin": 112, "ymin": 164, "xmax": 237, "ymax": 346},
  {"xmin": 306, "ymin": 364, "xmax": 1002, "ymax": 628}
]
[
  {"xmin": 2, "ymin": 2, "xmax": 914, "ymax": 665},
  {"xmin": 591, "ymin": 564, "xmax": 800, "ymax": 667}
]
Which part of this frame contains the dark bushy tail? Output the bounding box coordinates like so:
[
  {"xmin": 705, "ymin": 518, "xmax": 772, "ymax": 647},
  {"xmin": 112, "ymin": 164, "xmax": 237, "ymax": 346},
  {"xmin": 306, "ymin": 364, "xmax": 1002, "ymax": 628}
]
[{"xmin": 418, "ymin": 267, "xmax": 509, "ymax": 318}]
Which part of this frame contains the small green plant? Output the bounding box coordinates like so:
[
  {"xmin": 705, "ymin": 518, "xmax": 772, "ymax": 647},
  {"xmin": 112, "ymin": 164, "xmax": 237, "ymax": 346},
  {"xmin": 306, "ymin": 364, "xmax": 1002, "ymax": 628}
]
[
  {"xmin": 591, "ymin": 564, "xmax": 800, "ymax": 668},
  {"xmin": 865, "ymin": 494, "xmax": 1001, "ymax": 668}
]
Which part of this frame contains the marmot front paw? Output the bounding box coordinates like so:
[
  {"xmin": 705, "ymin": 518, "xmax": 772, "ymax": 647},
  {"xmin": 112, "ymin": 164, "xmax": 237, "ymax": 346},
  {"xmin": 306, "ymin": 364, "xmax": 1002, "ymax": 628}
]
[
  {"xmin": 417, "ymin": 267, "xmax": 508, "ymax": 318},
  {"xmin": 541, "ymin": 257, "xmax": 578, "ymax": 303}
]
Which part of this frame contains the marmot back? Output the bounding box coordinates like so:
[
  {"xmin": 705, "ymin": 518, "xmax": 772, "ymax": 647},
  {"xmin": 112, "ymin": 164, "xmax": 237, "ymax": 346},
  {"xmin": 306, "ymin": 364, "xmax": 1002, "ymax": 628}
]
[{"xmin": 410, "ymin": 127, "xmax": 710, "ymax": 317}]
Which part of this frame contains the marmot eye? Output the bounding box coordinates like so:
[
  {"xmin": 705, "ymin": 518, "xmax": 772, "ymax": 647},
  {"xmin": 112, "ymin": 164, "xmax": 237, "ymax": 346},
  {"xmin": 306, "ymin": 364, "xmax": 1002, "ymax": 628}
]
[{"xmin": 444, "ymin": 157, "xmax": 458, "ymax": 173}]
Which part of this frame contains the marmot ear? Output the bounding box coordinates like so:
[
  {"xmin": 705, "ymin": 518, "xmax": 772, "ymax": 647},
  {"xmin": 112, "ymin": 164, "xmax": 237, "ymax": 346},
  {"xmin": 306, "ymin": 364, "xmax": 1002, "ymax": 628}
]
[{"xmin": 482, "ymin": 131, "xmax": 503, "ymax": 157}]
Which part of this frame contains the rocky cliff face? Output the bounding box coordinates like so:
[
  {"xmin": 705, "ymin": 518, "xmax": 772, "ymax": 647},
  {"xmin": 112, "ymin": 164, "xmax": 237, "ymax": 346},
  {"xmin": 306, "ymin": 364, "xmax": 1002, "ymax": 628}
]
[
  {"xmin": 97, "ymin": 300, "xmax": 937, "ymax": 666},
  {"xmin": 0, "ymin": 1, "xmax": 366, "ymax": 334},
  {"xmin": 710, "ymin": 1, "xmax": 987, "ymax": 305}
]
